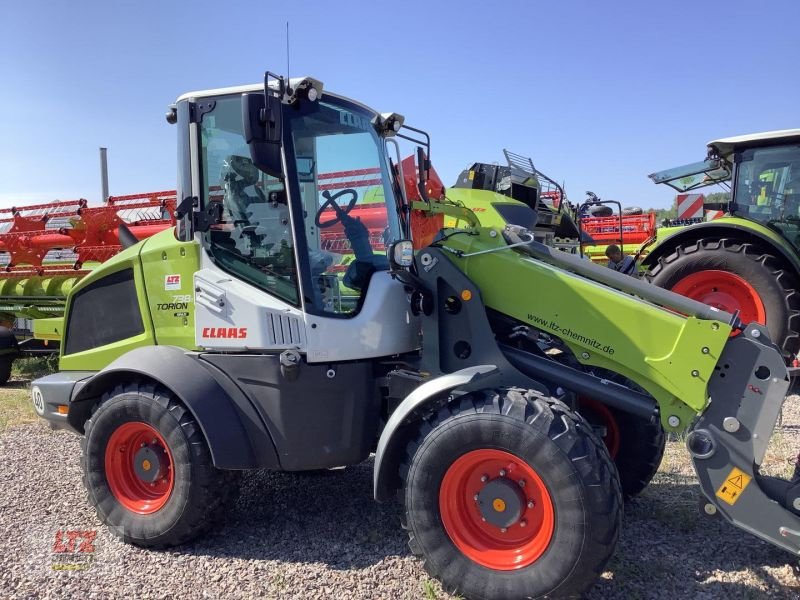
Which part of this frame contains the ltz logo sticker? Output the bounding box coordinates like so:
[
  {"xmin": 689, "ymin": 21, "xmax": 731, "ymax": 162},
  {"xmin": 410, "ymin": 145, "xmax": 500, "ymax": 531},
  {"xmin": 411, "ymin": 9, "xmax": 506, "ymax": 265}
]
[
  {"xmin": 164, "ymin": 274, "xmax": 182, "ymax": 291},
  {"xmin": 51, "ymin": 529, "xmax": 97, "ymax": 571}
]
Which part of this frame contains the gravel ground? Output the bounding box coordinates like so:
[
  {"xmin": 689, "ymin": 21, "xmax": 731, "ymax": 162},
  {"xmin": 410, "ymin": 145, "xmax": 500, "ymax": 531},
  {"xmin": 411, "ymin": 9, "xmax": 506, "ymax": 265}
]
[{"xmin": 2, "ymin": 396, "xmax": 800, "ymax": 599}]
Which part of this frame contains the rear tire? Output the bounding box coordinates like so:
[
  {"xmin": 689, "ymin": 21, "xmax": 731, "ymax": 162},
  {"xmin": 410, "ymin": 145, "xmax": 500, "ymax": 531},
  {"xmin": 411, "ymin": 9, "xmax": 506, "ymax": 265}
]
[
  {"xmin": 648, "ymin": 239, "xmax": 800, "ymax": 360},
  {"xmin": 401, "ymin": 389, "xmax": 622, "ymax": 600},
  {"xmin": 82, "ymin": 383, "xmax": 239, "ymax": 547},
  {"xmin": 577, "ymin": 397, "xmax": 665, "ymax": 499}
]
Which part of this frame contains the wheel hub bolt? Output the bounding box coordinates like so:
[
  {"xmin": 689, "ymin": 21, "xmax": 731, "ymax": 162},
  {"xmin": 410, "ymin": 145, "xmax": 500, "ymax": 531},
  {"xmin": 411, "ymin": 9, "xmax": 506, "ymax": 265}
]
[
  {"xmin": 520, "ymin": 520, "xmax": 527, "ymax": 528},
  {"xmin": 480, "ymin": 474, "xmax": 489, "ymax": 483},
  {"xmin": 500, "ymin": 527, "xmax": 507, "ymax": 533},
  {"xmin": 519, "ymin": 480, "xmax": 525, "ymax": 488},
  {"xmin": 499, "ymin": 469, "xmax": 506, "ymax": 477},
  {"xmin": 140, "ymin": 443, "xmax": 146, "ymax": 448},
  {"xmin": 474, "ymin": 494, "xmax": 479, "ymax": 501},
  {"xmin": 527, "ymin": 500, "xmax": 535, "ymax": 509}
]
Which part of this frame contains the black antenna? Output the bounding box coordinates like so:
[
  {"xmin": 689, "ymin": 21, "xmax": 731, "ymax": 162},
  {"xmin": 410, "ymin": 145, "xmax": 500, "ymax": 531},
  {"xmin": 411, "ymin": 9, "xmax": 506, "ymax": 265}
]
[{"xmin": 285, "ymin": 22, "xmax": 291, "ymax": 95}]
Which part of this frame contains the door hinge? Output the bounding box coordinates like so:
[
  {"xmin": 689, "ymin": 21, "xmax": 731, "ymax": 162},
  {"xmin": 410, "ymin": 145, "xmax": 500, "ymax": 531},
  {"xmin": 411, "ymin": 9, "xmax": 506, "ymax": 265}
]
[
  {"xmin": 188, "ymin": 100, "xmax": 216, "ymax": 124},
  {"xmin": 175, "ymin": 196, "xmax": 222, "ymax": 233}
]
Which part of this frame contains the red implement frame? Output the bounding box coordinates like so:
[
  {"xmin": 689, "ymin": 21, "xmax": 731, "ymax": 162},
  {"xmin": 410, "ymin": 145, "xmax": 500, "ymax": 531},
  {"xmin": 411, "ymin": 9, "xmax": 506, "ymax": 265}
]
[
  {"xmin": 581, "ymin": 212, "xmax": 657, "ymax": 245},
  {"xmin": 0, "ymin": 192, "xmax": 176, "ymax": 277},
  {"xmin": 0, "ymin": 160, "xmax": 446, "ymax": 278}
]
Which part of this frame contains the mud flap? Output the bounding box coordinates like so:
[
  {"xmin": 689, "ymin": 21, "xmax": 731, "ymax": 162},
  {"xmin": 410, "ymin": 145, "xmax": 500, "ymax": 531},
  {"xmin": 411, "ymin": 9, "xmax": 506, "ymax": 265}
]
[{"xmin": 689, "ymin": 323, "xmax": 800, "ymax": 555}]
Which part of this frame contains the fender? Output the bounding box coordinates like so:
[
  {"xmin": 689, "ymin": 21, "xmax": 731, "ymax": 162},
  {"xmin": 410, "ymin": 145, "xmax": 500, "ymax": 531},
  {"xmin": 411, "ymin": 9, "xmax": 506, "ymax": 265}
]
[
  {"xmin": 69, "ymin": 345, "xmax": 279, "ymax": 470},
  {"xmin": 373, "ymin": 365, "xmax": 498, "ymax": 502},
  {"xmin": 643, "ymin": 219, "xmax": 800, "ymax": 276}
]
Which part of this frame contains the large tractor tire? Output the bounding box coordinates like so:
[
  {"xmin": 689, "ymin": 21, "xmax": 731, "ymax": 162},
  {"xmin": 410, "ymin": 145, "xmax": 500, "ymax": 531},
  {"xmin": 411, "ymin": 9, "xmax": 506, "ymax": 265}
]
[
  {"xmin": 82, "ymin": 383, "xmax": 239, "ymax": 547},
  {"xmin": 648, "ymin": 239, "xmax": 800, "ymax": 361},
  {"xmin": 0, "ymin": 355, "xmax": 13, "ymax": 385},
  {"xmin": 577, "ymin": 397, "xmax": 665, "ymax": 499},
  {"xmin": 401, "ymin": 389, "xmax": 621, "ymax": 600},
  {"xmin": 0, "ymin": 326, "xmax": 18, "ymax": 385}
]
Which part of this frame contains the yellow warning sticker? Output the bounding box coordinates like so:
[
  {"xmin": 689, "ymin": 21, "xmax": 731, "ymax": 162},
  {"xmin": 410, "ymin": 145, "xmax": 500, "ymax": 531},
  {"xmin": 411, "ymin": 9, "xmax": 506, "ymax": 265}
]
[
  {"xmin": 715, "ymin": 467, "xmax": 752, "ymax": 505},
  {"xmin": 468, "ymin": 170, "xmax": 475, "ymax": 180}
]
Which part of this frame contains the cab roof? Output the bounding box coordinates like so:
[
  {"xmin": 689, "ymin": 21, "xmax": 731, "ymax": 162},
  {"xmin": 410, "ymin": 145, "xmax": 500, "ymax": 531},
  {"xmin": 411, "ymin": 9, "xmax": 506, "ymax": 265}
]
[
  {"xmin": 709, "ymin": 129, "xmax": 800, "ymax": 156},
  {"xmin": 174, "ymin": 78, "xmax": 377, "ymax": 115}
]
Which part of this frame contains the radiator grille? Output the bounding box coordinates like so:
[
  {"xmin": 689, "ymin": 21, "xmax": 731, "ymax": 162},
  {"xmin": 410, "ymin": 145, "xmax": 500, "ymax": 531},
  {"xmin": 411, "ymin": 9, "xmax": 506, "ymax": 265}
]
[{"xmin": 266, "ymin": 311, "xmax": 303, "ymax": 346}]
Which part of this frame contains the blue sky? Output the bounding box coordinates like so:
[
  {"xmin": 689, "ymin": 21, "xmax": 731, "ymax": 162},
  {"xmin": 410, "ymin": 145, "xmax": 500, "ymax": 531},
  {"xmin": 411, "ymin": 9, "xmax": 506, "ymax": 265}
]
[{"xmin": 1, "ymin": 0, "xmax": 797, "ymax": 209}]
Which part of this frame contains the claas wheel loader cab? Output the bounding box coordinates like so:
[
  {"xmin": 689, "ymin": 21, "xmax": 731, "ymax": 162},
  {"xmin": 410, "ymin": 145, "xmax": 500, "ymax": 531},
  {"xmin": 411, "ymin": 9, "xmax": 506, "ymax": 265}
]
[{"xmin": 30, "ymin": 71, "xmax": 800, "ymax": 599}]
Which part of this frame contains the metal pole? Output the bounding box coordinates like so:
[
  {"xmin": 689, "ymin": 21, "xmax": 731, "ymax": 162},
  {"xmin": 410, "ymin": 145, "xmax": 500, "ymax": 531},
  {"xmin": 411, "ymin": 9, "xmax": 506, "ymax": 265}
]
[{"xmin": 99, "ymin": 147, "xmax": 109, "ymax": 202}]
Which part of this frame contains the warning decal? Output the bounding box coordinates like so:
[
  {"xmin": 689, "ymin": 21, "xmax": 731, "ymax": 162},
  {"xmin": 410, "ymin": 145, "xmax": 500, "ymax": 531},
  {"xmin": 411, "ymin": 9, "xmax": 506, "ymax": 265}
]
[{"xmin": 715, "ymin": 466, "xmax": 752, "ymax": 506}]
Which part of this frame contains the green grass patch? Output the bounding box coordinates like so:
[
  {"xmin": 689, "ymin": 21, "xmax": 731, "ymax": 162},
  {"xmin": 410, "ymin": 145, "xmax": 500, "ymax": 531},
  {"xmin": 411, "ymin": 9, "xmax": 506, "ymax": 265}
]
[
  {"xmin": 12, "ymin": 354, "xmax": 58, "ymax": 380},
  {"xmin": 422, "ymin": 580, "xmax": 439, "ymax": 600},
  {"xmin": 0, "ymin": 385, "xmax": 36, "ymax": 430},
  {"xmin": 1, "ymin": 356, "xmax": 58, "ymax": 430}
]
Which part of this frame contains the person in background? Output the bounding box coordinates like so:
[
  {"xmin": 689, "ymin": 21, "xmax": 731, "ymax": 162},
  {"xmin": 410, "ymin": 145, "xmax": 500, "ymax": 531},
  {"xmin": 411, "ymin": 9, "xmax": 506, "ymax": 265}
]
[{"xmin": 605, "ymin": 244, "xmax": 639, "ymax": 277}]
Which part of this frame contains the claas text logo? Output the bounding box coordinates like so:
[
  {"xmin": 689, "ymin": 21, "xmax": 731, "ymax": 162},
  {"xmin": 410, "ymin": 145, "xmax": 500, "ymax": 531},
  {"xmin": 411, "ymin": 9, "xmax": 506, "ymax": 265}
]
[{"xmin": 202, "ymin": 327, "xmax": 248, "ymax": 339}]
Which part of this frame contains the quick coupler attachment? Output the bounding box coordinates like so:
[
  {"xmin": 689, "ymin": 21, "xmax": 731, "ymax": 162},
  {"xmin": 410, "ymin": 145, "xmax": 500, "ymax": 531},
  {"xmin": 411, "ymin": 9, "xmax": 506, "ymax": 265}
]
[{"xmin": 688, "ymin": 323, "xmax": 800, "ymax": 554}]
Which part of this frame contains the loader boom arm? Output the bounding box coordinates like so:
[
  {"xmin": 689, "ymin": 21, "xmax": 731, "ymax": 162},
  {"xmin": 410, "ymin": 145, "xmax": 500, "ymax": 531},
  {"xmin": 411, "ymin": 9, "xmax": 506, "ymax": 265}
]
[{"xmin": 436, "ymin": 225, "xmax": 733, "ymax": 430}]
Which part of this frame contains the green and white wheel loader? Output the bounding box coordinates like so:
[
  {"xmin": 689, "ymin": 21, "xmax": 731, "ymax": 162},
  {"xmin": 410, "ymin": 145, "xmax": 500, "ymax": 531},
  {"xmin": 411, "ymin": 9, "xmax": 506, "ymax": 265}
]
[{"xmin": 30, "ymin": 74, "xmax": 800, "ymax": 599}]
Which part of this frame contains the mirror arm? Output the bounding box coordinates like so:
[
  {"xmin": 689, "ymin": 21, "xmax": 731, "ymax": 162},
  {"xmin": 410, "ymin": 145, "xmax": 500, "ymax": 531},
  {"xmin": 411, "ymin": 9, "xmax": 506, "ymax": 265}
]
[{"xmin": 409, "ymin": 200, "xmax": 480, "ymax": 229}]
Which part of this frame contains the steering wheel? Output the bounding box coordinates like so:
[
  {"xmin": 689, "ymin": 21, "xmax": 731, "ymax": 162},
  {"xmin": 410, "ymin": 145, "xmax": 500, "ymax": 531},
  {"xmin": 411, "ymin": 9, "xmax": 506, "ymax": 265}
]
[{"xmin": 315, "ymin": 189, "xmax": 359, "ymax": 228}]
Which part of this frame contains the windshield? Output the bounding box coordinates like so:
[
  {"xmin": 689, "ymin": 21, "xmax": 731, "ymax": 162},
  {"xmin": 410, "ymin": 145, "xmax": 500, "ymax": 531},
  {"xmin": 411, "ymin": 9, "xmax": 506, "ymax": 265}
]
[
  {"xmin": 285, "ymin": 97, "xmax": 401, "ymax": 315},
  {"xmin": 198, "ymin": 93, "xmax": 401, "ymax": 316},
  {"xmin": 733, "ymin": 145, "xmax": 800, "ymax": 240}
]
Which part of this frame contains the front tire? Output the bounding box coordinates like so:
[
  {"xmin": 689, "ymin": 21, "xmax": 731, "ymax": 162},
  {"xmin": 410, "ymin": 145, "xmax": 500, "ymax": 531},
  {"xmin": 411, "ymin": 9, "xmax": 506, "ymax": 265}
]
[
  {"xmin": 401, "ymin": 389, "xmax": 622, "ymax": 600},
  {"xmin": 82, "ymin": 383, "xmax": 238, "ymax": 547}
]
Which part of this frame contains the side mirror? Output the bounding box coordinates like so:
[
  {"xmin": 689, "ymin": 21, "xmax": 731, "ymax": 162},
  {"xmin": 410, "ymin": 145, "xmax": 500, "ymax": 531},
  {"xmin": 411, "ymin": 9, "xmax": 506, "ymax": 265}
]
[{"xmin": 242, "ymin": 93, "xmax": 283, "ymax": 179}]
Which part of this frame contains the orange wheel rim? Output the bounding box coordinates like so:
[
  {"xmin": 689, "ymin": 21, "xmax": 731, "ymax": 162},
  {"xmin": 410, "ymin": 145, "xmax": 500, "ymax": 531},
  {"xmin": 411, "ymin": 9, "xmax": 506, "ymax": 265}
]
[
  {"xmin": 104, "ymin": 422, "xmax": 174, "ymax": 514},
  {"xmin": 671, "ymin": 270, "xmax": 766, "ymax": 328},
  {"xmin": 439, "ymin": 449, "xmax": 555, "ymax": 570}
]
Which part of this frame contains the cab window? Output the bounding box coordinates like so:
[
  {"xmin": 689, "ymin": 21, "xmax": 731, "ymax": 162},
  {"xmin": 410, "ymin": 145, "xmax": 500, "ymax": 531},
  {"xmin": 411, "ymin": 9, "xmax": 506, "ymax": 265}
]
[{"xmin": 199, "ymin": 95, "xmax": 300, "ymax": 305}]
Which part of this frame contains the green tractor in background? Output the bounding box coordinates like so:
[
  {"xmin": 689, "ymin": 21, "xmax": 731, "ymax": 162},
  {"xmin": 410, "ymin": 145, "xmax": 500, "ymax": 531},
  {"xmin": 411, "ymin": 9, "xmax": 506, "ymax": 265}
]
[{"xmin": 644, "ymin": 130, "xmax": 800, "ymax": 365}]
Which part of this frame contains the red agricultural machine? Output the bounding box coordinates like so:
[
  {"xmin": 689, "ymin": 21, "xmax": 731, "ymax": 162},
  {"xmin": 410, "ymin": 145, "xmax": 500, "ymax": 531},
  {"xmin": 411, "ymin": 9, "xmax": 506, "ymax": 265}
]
[{"xmin": 0, "ymin": 191, "xmax": 177, "ymax": 382}]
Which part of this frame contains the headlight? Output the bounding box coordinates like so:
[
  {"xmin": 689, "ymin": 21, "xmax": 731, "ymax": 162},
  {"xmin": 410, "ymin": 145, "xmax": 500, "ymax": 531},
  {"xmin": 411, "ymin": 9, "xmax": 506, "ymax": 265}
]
[{"xmin": 388, "ymin": 240, "xmax": 414, "ymax": 268}]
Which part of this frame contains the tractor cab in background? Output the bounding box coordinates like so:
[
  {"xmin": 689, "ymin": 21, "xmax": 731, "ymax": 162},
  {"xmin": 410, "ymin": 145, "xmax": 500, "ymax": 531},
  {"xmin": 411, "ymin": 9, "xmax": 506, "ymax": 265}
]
[
  {"xmin": 650, "ymin": 129, "xmax": 800, "ymax": 243},
  {"xmin": 645, "ymin": 129, "xmax": 800, "ymax": 363}
]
